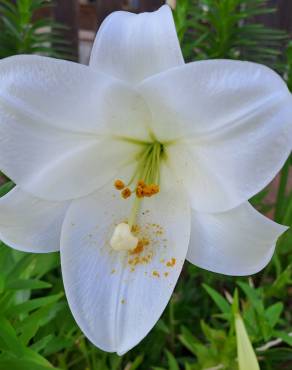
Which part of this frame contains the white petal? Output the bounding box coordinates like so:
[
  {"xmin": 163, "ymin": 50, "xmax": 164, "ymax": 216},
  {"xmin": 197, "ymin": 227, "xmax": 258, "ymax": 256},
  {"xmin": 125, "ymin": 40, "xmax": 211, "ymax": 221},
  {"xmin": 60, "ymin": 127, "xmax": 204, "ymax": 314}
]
[
  {"xmin": 0, "ymin": 186, "xmax": 69, "ymax": 253},
  {"xmin": 61, "ymin": 179, "xmax": 190, "ymax": 354},
  {"xmin": 139, "ymin": 60, "xmax": 292, "ymax": 212},
  {"xmin": 90, "ymin": 5, "xmax": 184, "ymax": 84},
  {"xmin": 187, "ymin": 202, "xmax": 288, "ymax": 276},
  {"xmin": 0, "ymin": 55, "xmax": 153, "ymax": 200},
  {"xmin": 0, "ymin": 114, "xmax": 138, "ymax": 201},
  {"xmin": 0, "ymin": 54, "xmax": 144, "ymax": 134}
]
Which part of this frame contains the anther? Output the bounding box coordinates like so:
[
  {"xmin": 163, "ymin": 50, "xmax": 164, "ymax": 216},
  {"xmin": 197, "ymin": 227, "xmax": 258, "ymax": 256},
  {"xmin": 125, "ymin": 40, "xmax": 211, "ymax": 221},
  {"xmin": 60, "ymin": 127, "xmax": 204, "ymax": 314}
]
[
  {"xmin": 135, "ymin": 181, "xmax": 160, "ymax": 198},
  {"xmin": 114, "ymin": 179, "xmax": 125, "ymax": 190},
  {"xmin": 122, "ymin": 188, "xmax": 132, "ymax": 199}
]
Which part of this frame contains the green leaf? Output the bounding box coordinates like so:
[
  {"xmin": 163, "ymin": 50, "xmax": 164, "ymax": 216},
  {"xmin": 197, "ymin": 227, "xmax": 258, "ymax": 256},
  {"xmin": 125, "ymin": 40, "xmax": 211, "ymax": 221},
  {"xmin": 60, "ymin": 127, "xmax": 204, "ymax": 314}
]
[
  {"xmin": 0, "ymin": 358, "xmax": 59, "ymax": 370},
  {"xmin": 203, "ymin": 284, "xmax": 230, "ymax": 315},
  {"xmin": 165, "ymin": 350, "xmax": 180, "ymax": 370},
  {"xmin": 0, "ymin": 316, "xmax": 24, "ymax": 356},
  {"xmin": 273, "ymin": 331, "xmax": 292, "ymax": 346},
  {"xmin": 0, "ymin": 181, "xmax": 14, "ymax": 197},
  {"xmin": 8, "ymin": 293, "xmax": 63, "ymax": 316},
  {"xmin": 6, "ymin": 279, "xmax": 52, "ymax": 290},
  {"xmin": 127, "ymin": 355, "xmax": 144, "ymax": 370},
  {"xmin": 265, "ymin": 303, "xmax": 283, "ymax": 328},
  {"xmin": 179, "ymin": 326, "xmax": 200, "ymax": 357}
]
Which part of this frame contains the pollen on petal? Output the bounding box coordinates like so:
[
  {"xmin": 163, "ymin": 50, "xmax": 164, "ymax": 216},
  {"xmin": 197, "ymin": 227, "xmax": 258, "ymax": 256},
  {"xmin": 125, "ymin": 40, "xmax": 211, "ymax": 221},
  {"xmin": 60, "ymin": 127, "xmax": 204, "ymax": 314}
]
[
  {"xmin": 152, "ymin": 271, "xmax": 160, "ymax": 278},
  {"xmin": 130, "ymin": 239, "xmax": 150, "ymax": 255},
  {"xmin": 166, "ymin": 258, "xmax": 176, "ymax": 267}
]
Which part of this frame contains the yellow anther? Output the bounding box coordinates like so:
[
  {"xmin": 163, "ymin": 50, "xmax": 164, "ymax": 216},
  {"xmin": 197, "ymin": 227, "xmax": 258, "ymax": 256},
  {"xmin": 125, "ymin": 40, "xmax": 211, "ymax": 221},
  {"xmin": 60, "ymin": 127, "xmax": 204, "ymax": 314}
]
[
  {"xmin": 136, "ymin": 185, "xmax": 144, "ymax": 198},
  {"xmin": 149, "ymin": 184, "xmax": 160, "ymax": 195},
  {"xmin": 135, "ymin": 181, "xmax": 160, "ymax": 198},
  {"xmin": 138, "ymin": 180, "xmax": 145, "ymax": 187},
  {"xmin": 114, "ymin": 179, "xmax": 125, "ymax": 190},
  {"xmin": 122, "ymin": 188, "xmax": 132, "ymax": 199}
]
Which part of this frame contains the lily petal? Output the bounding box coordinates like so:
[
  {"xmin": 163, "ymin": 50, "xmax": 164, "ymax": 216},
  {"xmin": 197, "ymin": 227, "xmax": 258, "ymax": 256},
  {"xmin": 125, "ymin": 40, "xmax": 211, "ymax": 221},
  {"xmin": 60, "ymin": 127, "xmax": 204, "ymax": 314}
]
[
  {"xmin": 0, "ymin": 117, "xmax": 138, "ymax": 201},
  {"xmin": 0, "ymin": 55, "xmax": 146, "ymax": 200},
  {"xmin": 90, "ymin": 5, "xmax": 184, "ymax": 84},
  {"xmin": 187, "ymin": 202, "xmax": 287, "ymax": 276},
  {"xmin": 0, "ymin": 186, "xmax": 69, "ymax": 253},
  {"xmin": 61, "ymin": 178, "xmax": 190, "ymax": 354},
  {"xmin": 139, "ymin": 60, "xmax": 292, "ymax": 212},
  {"xmin": 0, "ymin": 55, "xmax": 140, "ymax": 134}
]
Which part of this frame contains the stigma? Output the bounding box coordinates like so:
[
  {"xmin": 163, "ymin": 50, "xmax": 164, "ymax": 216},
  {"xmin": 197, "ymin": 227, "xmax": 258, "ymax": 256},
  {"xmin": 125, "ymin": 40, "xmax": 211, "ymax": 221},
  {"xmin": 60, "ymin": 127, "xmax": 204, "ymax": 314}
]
[{"xmin": 110, "ymin": 223, "xmax": 138, "ymax": 251}]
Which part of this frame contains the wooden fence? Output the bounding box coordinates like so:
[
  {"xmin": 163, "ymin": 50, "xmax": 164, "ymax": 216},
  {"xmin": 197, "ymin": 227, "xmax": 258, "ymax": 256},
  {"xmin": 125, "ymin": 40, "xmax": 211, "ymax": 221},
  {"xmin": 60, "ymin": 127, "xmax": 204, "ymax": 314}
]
[{"xmin": 54, "ymin": 0, "xmax": 292, "ymax": 59}]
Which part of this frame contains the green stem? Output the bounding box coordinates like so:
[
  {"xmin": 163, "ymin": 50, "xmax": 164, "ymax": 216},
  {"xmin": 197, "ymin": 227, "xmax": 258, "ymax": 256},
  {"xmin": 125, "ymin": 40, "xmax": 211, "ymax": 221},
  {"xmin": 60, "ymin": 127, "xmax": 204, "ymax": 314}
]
[{"xmin": 275, "ymin": 158, "xmax": 290, "ymax": 222}]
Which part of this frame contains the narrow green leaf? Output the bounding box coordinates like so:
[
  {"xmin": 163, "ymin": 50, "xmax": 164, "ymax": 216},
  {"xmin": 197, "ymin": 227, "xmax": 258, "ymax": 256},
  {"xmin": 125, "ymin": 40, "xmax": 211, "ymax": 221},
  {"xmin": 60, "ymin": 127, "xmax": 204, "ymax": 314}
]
[
  {"xmin": 203, "ymin": 284, "xmax": 230, "ymax": 314},
  {"xmin": 165, "ymin": 349, "xmax": 180, "ymax": 370},
  {"xmin": 6, "ymin": 279, "xmax": 51, "ymax": 290}
]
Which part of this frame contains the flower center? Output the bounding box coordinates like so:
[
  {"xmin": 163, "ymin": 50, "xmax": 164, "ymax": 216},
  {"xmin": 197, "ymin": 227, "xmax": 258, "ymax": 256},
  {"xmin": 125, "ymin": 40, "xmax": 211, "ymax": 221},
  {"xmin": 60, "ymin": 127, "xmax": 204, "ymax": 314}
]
[{"xmin": 110, "ymin": 141, "xmax": 165, "ymax": 251}]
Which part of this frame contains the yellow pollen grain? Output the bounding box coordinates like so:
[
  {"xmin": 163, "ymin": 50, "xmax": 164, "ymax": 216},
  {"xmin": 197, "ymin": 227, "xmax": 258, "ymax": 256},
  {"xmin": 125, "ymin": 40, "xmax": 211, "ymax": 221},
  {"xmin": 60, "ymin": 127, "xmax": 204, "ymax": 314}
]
[
  {"xmin": 129, "ymin": 238, "xmax": 149, "ymax": 255},
  {"xmin": 164, "ymin": 272, "xmax": 169, "ymax": 277},
  {"xmin": 114, "ymin": 179, "xmax": 125, "ymax": 190},
  {"xmin": 111, "ymin": 269, "xmax": 116, "ymax": 274},
  {"xmin": 131, "ymin": 224, "xmax": 140, "ymax": 233},
  {"xmin": 126, "ymin": 235, "xmax": 152, "ymax": 269},
  {"xmin": 152, "ymin": 271, "xmax": 160, "ymax": 278},
  {"xmin": 166, "ymin": 258, "xmax": 176, "ymax": 267},
  {"xmin": 121, "ymin": 299, "xmax": 126, "ymax": 304},
  {"xmin": 122, "ymin": 188, "xmax": 132, "ymax": 199}
]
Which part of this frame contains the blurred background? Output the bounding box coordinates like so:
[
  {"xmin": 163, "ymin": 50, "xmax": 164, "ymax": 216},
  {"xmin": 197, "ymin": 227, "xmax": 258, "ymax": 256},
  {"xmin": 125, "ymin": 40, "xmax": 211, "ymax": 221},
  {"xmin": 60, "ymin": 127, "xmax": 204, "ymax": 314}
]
[
  {"xmin": 1, "ymin": 1, "xmax": 292, "ymax": 64},
  {"xmin": 0, "ymin": 1, "xmax": 292, "ymax": 370}
]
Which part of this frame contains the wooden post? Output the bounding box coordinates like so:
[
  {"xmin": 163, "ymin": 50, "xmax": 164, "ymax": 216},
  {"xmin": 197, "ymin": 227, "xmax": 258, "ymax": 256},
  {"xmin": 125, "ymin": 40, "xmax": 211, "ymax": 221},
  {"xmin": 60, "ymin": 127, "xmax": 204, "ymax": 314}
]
[
  {"xmin": 255, "ymin": 0, "xmax": 292, "ymax": 34},
  {"xmin": 277, "ymin": 0, "xmax": 292, "ymax": 33},
  {"xmin": 139, "ymin": 0, "xmax": 164, "ymax": 11},
  {"xmin": 95, "ymin": 0, "xmax": 121, "ymax": 24},
  {"xmin": 53, "ymin": 0, "xmax": 80, "ymax": 60}
]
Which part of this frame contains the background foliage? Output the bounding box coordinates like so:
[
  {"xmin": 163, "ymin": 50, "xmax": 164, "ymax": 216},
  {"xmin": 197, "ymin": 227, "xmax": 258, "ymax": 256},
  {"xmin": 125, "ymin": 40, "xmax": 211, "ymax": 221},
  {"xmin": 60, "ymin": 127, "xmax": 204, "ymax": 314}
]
[
  {"xmin": 0, "ymin": 0, "xmax": 291, "ymax": 369},
  {"xmin": 0, "ymin": 0, "xmax": 70, "ymax": 59}
]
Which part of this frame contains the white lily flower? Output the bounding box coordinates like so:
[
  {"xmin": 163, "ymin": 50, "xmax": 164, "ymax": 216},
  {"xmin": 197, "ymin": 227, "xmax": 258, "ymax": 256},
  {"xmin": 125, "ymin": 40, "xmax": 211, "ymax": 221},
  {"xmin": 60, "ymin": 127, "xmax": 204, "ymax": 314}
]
[{"xmin": 0, "ymin": 5, "xmax": 291, "ymax": 354}]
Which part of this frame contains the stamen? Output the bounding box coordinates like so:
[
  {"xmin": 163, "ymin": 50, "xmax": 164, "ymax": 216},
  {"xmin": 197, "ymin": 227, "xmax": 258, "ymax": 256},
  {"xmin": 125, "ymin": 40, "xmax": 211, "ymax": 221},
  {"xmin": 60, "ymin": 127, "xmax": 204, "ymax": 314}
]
[{"xmin": 111, "ymin": 141, "xmax": 165, "ymax": 252}]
